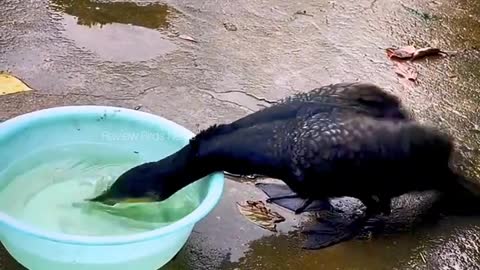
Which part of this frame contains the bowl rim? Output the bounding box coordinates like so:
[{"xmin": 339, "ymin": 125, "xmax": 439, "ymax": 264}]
[{"xmin": 0, "ymin": 105, "xmax": 224, "ymax": 245}]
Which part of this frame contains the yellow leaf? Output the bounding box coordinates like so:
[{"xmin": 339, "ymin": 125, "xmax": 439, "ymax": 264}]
[{"xmin": 0, "ymin": 72, "xmax": 32, "ymax": 96}]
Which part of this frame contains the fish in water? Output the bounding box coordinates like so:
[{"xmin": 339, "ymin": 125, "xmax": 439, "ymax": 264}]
[{"xmin": 91, "ymin": 82, "xmax": 480, "ymax": 249}]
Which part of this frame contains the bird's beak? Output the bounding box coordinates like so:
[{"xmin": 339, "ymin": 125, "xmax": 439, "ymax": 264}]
[
  {"xmin": 88, "ymin": 193, "xmax": 156, "ymax": 206},
  {"xmin": 88, "ymin": 193, "xmax": 118, "ymax": 206}
]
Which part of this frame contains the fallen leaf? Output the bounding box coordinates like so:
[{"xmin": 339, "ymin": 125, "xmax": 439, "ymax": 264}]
[
  {"xmin": 411, "ymin": 47, "xmax": 443, "ymax": 60},
  {"xmin": 386, "ymin": 45, "xmax": 445, "ymax": 61},
  {"xmin": 178, "ymin": 34, "xmax": 197, "ymax": 43},
  {"xmin": 385, "ymin": 45, "xmax": 448, "ymax": 86},
  {"xmin": 393, "ymin": 61, "xmax": 417, "ymax": 81},
  {"xmin": 386, "ymin": 46, "xmax": 416, "ymax": 59},
  {"xmin": 0, "ymin": 72, "xmax": 32, "ymax": 95},
  {"xmin": 237, "ymin": 200, "xmax": 285, "ymax": 232}
]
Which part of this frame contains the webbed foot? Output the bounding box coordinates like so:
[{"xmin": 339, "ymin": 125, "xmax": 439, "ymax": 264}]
[
  {"xmin": 255, "ymin": 182, "xmax": 331, "ymax": 214},
  {"xmin": 302, "ymin": 212, "xmax": 368, "ymax": 250}
]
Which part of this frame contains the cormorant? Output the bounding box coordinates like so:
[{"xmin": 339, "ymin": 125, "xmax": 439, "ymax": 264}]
[{"xmin": 91, "ymin": 82, "xmax": 477, "ymax": 249}]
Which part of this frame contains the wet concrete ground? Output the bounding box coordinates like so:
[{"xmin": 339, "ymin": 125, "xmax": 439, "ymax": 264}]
[{"xmin": 1, "ymin": 0, "xmax": 480, "ymax": 269}]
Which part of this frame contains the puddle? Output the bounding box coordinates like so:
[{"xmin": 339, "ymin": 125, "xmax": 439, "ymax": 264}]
[
  {"xmin": 50, "ymin": 0, "xmax": 176, "ymax": 29},
  {"xmin": 58, "ymin": 15, "xmax": 177, "ymax": 62},
  {"xmin": 50, "ymin": 0, "xmax": 178, "ymax": 62},
  {"xmin": 223, "ymin": 217, "xmax": 480, "ymax": 270}
]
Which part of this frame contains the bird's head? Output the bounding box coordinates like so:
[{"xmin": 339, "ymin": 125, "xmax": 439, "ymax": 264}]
[
  {"xmin": 90, "ymin": 142, "xmax": 208, "ymax": 206},
  {"xmin": 89, "ymin": 161, "xmax": 181, "ymax": 206}
]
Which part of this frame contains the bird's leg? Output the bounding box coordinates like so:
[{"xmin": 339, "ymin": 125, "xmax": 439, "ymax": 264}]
[
  {"xmin": 367, "ymin": 195, "xmax": 392, "ymax": 216},
  {"xmin": 355, "ymin": 196, "xmax": 391, "ymax": 238},
  {"xmin": 361, "ymin": 195, "xmax": 392, "ymax": 222},
  {"xmin": 294, "ymin": 198, "xmax": 315, "ymax": 214},
  {"xmin": 354, "ymin": 195, "xmax": 392, "ymax": 238}
]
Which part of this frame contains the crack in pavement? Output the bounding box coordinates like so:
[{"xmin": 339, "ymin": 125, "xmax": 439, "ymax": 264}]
[
  {"xmin": 213, "ymin": 90, "xmax": 277, "ymax": 104},
  {"xmin": 2, "ymin": 85, "xmax": 264, "ymax": 115},
  {"xmin": 137, "ymin": 85, "xmax": 162, "ymax": 96},
  {"xmin": 198, "ymin": 86, "xmax": 277, "ymax": 104},
  {"xmin": 197, "ymin": 87, "xmax": 279, "ymax": 112},
  {"xmin": 198, "ymin": 89, "xmax": 254, "ymax": 112},
  {"xmin": 25, "ymin": 84, "xmax": 164, "ymax": 101},
  {"xmin": 32, "ymin": 92, "xmax": 136, "ymax": 101}
]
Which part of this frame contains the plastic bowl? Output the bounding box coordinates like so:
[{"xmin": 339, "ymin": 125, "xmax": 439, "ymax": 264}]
[{"xmin": 0, "ymin": 106, "xmax": 224, "ymax": 270}]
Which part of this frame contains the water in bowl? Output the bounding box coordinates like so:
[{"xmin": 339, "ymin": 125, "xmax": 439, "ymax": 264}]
[{"xmin": 0, "ymin": 143, "xmax": 200, "ymax": 236}]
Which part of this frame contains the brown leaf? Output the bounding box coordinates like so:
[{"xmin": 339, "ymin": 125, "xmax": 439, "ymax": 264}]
[
  {"xmin": 237, "ymin": 200, "xmax": 285, "ymax": 232},
  {"xmin": 411, "ymin": 47, "xmax": 442, "ymax": 60},
  {"xmin": 393, "ymin": 61, "xmax": 417, "ymax": 81},
  {"xmin": 386, "ymin": 46, "xmax": 416, "ymax": 59},
  {"xmin": 386, "ymin": 45, "xmax": 445, "ymax": 61}
]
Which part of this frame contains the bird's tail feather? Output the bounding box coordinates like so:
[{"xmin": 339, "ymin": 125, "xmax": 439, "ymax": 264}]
[{"xmin": 436, "ymin": 174, "xmax": 480, "ymax": 216}]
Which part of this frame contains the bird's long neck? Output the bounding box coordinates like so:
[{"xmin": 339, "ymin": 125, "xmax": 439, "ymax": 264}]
[
  {"xmin": 152, "ymin": 123, "xmax": 286, "ymax": 194},
  {"xmin": 153, "ymin": 141, "xmax": 217, "ymax": 194}
]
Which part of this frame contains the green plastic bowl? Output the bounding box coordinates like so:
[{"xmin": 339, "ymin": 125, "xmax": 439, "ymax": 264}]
[{"xmin": 0, "ymin": 106, "xmax": 224, "ymax": 270}]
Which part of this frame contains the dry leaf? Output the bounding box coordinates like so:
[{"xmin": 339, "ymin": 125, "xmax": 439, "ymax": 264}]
[
  {"xmin": 386, "ymin": 46, "xmax": 416, "ymax": 59},
  {"xmin": 0, "ymin": 72, "xmax": 32, "ymax": 96},
  {"xmin": 386, "ymin": 45, "xmax": 444, "ymax": 61},
  {"xmin": 411, "ymin": 47, "xmax": 442, "ymax": 60},
  {"xmin": 178, "ymin": 34, "xmax": 197, "ymax": 43},
  {"xmin": 393, "ymin": 61, "xmax": 417, "ymax": 81},
  {"xmin": 385, "ymin": 45, "xmax": 446, "ymax": 86},
  {"xmin": 237, "ymin": 200, "xmax": 285, "ymax": 232}
]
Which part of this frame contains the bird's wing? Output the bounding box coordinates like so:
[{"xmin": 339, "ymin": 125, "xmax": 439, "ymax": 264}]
[
  {"xmin": 227, "ymin": 101, "xmax": 314, "ymax": 131},
  {"xmin": 288, "ymin": 113, "xmax": 405, "ymax": 192},
  {"xmin": 218, "ymin": 83, "xmax": 405, "ymax": 136},
  {"xmin": 282, "ymin": 83, "xmax": 357, "ymax": 103}
]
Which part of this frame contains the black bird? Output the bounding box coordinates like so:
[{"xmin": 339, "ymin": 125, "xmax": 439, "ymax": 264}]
[{"xmin": 91, "ymin": 82, "xmax": 478, "ymax": 249}]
